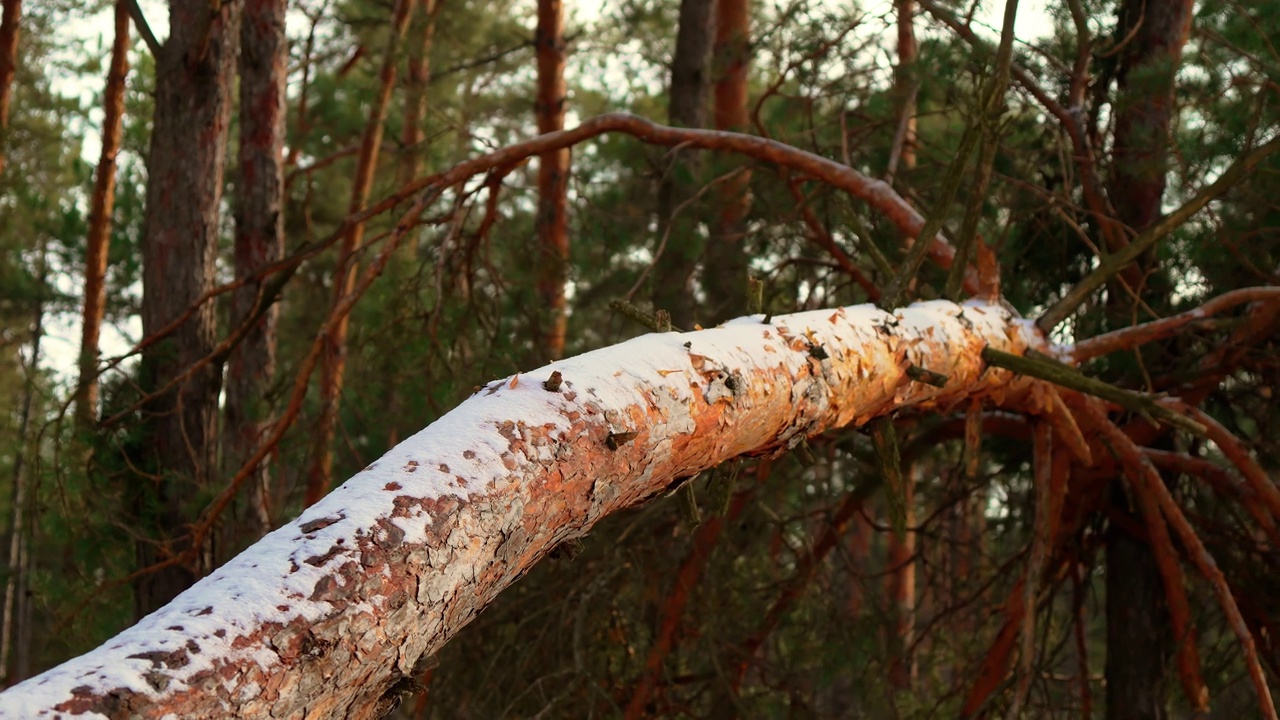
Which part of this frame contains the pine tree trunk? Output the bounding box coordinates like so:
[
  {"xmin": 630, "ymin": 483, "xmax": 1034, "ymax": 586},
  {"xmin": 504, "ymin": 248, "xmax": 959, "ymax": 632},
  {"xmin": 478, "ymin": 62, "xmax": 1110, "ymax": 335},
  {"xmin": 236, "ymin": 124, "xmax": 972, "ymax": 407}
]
[
  {"xmin": 0, "ymin": 0, "xmax": 18, "ymax": 177},
  {"xmin": 887, "ymin": 467, "xmax": 917, "ymax": 690},
  {"xmin": 398, "ymin": 0, "xmax": 437, "ymax": 188},
  {"xmin": 1103, "ymin": 1, "xmax": 1195, "ymax": 716},
  {"xmin": 2, "ymin": 299, "xmax": 1046, "ymax": 718},
  {"xmin": 0, "ymin": 248, "xmax": 43, "ymax": 686},
  {"xmin": 703, "ymin": 0, "xmax": 751, "ymax": 323},
  {"xmin": 534, "ymin": 0, "xmax": 569, "ymax": 361},
  {"xmin": 134, "ymin": 0, "xmax": 241, "ymax": 616},
  {"xmin": 651, "ymin": 0, "xmax": 714, "ymax": 330},
  {"xmin": 227, "ymin": 0, "xmax": 288, "ymax": 540},
  {"xmin": 885, "ymin": 0, "xmax": 918, "ymax": 691},
  {"xmin": 74, "ymin": 0, "xmax": 129, "ymax": 435},
  {"xmin": 307, "ymin": 0, "xmax": 416, "ymax": 507}
]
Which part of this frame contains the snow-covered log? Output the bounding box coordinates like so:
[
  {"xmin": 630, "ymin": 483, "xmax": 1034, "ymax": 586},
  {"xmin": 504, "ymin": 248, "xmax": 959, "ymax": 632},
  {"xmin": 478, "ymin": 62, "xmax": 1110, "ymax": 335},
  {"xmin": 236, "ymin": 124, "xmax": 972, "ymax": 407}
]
[{"xmin": 0, "ymin": 300, "xmax": 1049, "ymax": 719}]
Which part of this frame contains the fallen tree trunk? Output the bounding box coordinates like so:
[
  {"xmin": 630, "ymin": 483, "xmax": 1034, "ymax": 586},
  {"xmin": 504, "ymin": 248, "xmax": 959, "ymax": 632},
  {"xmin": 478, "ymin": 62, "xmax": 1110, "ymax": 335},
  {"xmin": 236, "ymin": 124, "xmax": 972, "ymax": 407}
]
[{"xmin": 1, "ymin": 300, "xmax": 1045, "ymax": 719}]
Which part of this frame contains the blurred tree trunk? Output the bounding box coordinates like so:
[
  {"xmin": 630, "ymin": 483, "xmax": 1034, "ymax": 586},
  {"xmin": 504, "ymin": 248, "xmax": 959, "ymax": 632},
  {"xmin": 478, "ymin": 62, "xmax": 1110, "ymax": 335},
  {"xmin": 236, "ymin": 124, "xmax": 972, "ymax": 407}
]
[
  {"xmin": 134, "ymin": 0, "xmax": 241, "ymax": 617},
  {"xmin": 307, "ymin": 0, "xmax": 415, "ymax": 507},
  {"xmin": 398, "ymin": 0, "xmax": 438, "ymax": 188},
  {"xmin": 703, "ymin": 0, "xmax": 751, "ymax": 322},
  {"xmin": 227, "ymin": 0, "xmax": 287, "ymax": 540},
  {"xmin": 886, "ymin": 467, "xmax": 917, "ymax": 690},
  {"xmin": 651, "ymin": 0, "xmax": 714, "ymax": 330},
  {"xmin": 1104, "ymin": 0, "xmax": 1195, "ymax": 717},
  {"xmin": 0, "ymin": 0, "xmax": 18, "ymax": 177},
  {"xmin": 534, "ymin": 0, "xmax": 569, "ymax": 360},
  {"xmin": 74, "ymin": 0, "xmax": 130, "ymax": 436},
  {"xmin": 0, "ymin": 248, "xmax": 44, "ymax": 686},
  {"xmin": 885, "ymin": 0, "xmax": 918, "ymax": 692},
  {"xmin": 386, "ymin": 0, "xmax": 439, "ymax": 450}
]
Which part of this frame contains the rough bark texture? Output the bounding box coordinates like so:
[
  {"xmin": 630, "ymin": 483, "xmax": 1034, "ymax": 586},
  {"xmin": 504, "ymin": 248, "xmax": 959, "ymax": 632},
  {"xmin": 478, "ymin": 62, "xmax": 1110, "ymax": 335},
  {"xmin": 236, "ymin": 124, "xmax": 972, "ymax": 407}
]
[
  {"xmin": 1108, "ymin": 0, "xmax": 1195, "ymax": 233},
  {"xmin": 133, "ymin": 0, "xmax": 241, "ymax": 617},
  {"xmin": 1, "ymin": 299, "xmax": 1047, "ymax": 719},
  {"xmin": 74, "ymin": 0, "xmax": 130, "ymax": 434},
  {"xmin": 1104, "ymin": 1, "xmax": 1195, "ymax": 714},
  {"xmin": 651, "ymin": 0, "xmax": 715, "ymax": 330},
  {"xmin": 703, "ymin": 0, "xmax": 751, "ymax": 323},
  {"xmin": 227, "ymin": 0, "xmax": 288, "ymax": 539},
  {"xmin": 307, "ymin": 0, "xmax": 416, "ymax": 507},
  {"xmin": 534, "ymin": 0, "xmax": 569, "ymax": 360},
  {"xmin": 0, "ymin": 0, "xmax": 18, "ymax": 177}
]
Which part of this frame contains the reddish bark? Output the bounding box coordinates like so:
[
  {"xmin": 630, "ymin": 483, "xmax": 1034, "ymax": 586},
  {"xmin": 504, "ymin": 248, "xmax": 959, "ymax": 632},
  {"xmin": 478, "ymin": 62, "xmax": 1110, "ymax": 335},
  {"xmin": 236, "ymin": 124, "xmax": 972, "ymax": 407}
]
[
  {"xmin": 134, "ymin": 0, "xmax": 241, "ymax": 616},
  {"xmin": 3, "ymin": 299, "xmax": 1046, "ymax": 718},
  {"xmin": 703, "ymin": 0, "xmax": 752, "ymax": 322},
  {"xmin": 307, "ymin": 0, "xmax": 416, "ymax": 507},
  {"xmin": 0, "ymin": 0, "xmax": 18, "ymax": 177},
  {"xmin": 534, "ymin": 0, "xmax": 569, "ymax": 360},
  {"xmin": 74, "ymin": 0, "xmax": 130, "ymax": 433},
  {"xmin": 228, "ymin": 0, "xmax": 288, "ymax": 538},
  {"xmin": 886, "ymin": 466, "xmax": 917, "ymax": 690},
  {"xmin": 886, "ymin": 0, "xmax": 918, "ymax": 181}
]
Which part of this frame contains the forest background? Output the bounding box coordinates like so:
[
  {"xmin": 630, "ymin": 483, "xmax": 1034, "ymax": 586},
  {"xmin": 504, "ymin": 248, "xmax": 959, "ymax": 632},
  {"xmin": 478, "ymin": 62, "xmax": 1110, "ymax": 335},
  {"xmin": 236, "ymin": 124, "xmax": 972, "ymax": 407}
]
[{"xmin": 0, "ymin": 0, "xmax": 1278, "ymax": 716}]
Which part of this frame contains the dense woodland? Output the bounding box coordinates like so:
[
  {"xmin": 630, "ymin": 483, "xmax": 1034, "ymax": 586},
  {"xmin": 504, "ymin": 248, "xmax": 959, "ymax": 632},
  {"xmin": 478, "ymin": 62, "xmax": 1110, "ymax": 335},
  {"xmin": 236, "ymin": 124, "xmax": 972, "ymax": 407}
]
[{"xmin": 0, "ymin": 0, "xmax": 1278, "ymax": 716}]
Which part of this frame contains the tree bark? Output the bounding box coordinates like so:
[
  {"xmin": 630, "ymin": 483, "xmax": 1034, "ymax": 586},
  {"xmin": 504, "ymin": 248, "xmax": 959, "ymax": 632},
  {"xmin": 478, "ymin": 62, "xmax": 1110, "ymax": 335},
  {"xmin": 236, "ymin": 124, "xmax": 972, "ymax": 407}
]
[
  {"xmin": 1104, "ymin": 1, "xmax": 1195, "ymax": 715},
  {"xmin": 398, "ymin": 0, "xmax": 437, "ymax": 188},
  {"xmin": 74, "ymin": 0, "xmax": 130, "ymax": 435},
  {"xmin": 134, "ymin": 0, "xmax": 241, "ymax": 617},
  {"xmin": 703, "ymin": 0, "xmax": 751, "ymax": 323},
  {"xmin": 651, "ymin": 0, "xmax": 715, "ymax": 330},
  {"xmin": 0, "ymin": 248, "xmax": 44, "ymax": 686},
  {"xmin": 0, "ymin": 299, "xmax": 1046, "ymax": 719},
  {"xmin": 307, "ymin": 0, "xmax": 416, "ymax": 507},
  {"xmin": 886, "ymin": 467, "xmax": 917, "ymax": 690},
  {"xmin": 534, "ymin": 0, "xmax": 569, "ymax": 361},
  {"xmin": 0, "ymin": 0, "xmax": 18, "ymax": 177},
  {"xmin": 227, "ymin": 0, "xmax": 288, "ymax": 540}
]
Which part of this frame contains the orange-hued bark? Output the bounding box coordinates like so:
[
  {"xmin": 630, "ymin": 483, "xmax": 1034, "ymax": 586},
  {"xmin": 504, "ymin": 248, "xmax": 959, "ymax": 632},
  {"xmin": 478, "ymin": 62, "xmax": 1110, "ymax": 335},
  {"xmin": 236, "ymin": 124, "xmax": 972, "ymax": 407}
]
[
  {"xmin": 703, "ymin": 0, "xmax": 751, "ymax": 321},
  {"xmin": 886, "ymin": 466, "xmax": 917, "ymax": 690},
  {"xmin": 0, "ymin": 0, "xmax": 18, "ymax": 177},
  {"xmin": 307, "ymin": 0, "xmax": 417, "ymax": 507},
  {"xmin": 74, "ymin": 0, "xmax": 129, "ymax": 433},
  {"xmin": 534, "ymin": 0, "xmax": 569, "ymax": 360},
  {"xmin": 3, "ymin": 299, "xmax": 1048, "ymax": 718}
]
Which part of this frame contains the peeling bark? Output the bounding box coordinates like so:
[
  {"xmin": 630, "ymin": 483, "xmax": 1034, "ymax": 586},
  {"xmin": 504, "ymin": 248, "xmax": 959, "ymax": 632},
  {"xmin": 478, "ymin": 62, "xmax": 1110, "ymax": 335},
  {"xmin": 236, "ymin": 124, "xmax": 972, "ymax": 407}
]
[{"xmin": 1, "ymin": 299, "xmax": 1047, "ymax": 718}]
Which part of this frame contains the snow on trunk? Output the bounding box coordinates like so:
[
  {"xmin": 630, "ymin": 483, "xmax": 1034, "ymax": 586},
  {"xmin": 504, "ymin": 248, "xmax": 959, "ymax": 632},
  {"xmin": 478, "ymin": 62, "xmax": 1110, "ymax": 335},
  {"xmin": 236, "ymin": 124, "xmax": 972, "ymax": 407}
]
[{"xmin": 1, "ymin": 300, "xmax": 1048, "ymax": 719}]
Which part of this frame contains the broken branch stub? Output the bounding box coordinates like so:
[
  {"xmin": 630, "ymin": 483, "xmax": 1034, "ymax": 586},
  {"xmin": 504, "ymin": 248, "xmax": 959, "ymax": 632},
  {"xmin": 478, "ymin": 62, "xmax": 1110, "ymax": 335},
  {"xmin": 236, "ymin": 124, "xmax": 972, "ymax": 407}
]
[{"xmin": 1, "ymin": 300, "xmax": 1045, "ymax": 719}]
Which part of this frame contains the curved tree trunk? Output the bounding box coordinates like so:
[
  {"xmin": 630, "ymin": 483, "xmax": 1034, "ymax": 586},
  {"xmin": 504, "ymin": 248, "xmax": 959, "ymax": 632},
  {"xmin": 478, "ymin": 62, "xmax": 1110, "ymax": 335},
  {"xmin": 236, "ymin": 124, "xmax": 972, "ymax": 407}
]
[{"xmin": 0, "ymin": 299, "xmax": 1046, "ymax": 718}]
